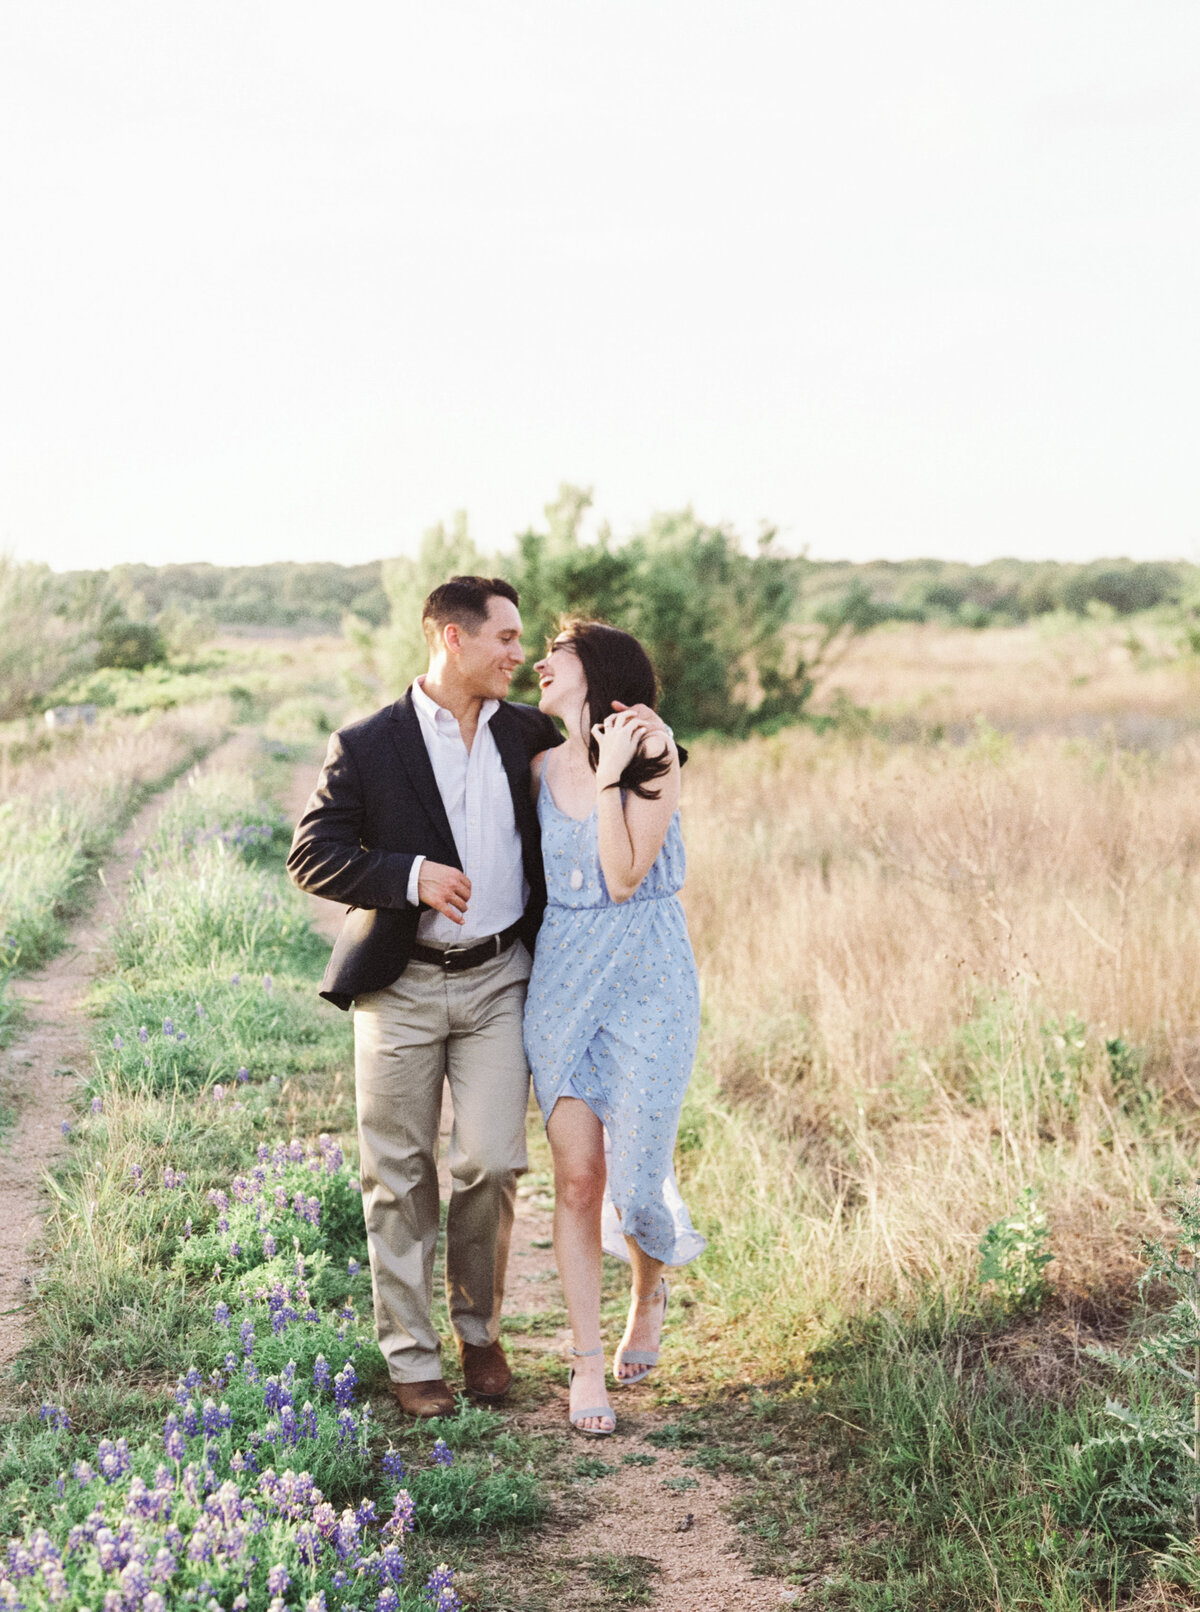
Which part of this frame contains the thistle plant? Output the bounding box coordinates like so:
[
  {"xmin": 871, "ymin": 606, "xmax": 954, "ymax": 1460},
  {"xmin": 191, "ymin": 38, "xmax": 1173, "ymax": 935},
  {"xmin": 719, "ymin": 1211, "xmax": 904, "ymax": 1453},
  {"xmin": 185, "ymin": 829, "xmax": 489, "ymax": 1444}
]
[
  {"xmin": 977, "ymin": 1186, "xmax": 1052, "ymax": 1312},
  {"xmin": 1087, "ymin": 1184, "xmax": 1200, "ymax": 1531}
]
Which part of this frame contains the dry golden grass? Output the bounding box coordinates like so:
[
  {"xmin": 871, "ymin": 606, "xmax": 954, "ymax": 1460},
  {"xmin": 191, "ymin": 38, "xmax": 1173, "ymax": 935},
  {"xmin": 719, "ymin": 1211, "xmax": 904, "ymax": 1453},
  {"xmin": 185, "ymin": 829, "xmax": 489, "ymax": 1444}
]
[
  {"xmin": 809, "ymin": 616, "xmax": 1199, "ymax": 741},
  {"xmin": 675, "ymin": 628, "xmax": 1200, "ymax": 1376}
]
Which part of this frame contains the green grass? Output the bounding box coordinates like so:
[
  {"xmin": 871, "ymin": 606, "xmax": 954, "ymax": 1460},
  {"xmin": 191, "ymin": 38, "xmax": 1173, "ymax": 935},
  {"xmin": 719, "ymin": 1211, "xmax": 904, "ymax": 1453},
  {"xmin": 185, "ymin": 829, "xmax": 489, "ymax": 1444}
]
[{"xmin": 0, "ymin": 740, "xmax": 546, "ymax": 1611}]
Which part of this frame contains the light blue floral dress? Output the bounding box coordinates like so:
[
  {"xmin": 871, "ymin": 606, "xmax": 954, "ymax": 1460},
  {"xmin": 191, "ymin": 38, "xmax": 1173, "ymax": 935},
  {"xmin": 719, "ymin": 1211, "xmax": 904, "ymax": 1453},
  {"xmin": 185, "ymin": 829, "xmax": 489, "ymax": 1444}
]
[{"xmin": 524, "ymin": 781, "xmax": 706, "ymax": 1266}]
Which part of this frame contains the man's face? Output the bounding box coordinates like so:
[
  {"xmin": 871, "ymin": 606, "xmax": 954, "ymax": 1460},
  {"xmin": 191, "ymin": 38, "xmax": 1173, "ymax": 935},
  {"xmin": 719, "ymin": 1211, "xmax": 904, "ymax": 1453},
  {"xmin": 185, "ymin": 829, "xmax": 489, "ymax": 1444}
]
[{"xmin": 453, "ymin": 595, "xmax": 525, "ymax": 698}]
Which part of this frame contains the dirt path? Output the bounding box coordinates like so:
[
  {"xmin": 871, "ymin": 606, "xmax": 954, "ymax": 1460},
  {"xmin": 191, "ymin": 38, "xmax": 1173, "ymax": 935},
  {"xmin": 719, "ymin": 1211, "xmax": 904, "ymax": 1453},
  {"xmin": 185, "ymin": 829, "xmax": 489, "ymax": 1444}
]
[
  {"xmin": 0, "ymin": 733, "xmax": 248, "ymax": 1373},
  {"xmin": 286, "ymin": 753, "xmax": 796, "ymax": 1609}
]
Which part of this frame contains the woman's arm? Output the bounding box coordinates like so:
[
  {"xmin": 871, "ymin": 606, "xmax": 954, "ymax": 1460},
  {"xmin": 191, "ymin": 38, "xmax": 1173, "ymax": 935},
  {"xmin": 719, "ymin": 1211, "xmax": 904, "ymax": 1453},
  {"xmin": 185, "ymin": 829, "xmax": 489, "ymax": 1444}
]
[
  {"xmin": 530, "ymin": 749, "xmax": 549, "ymax": 804},
  {"xmin": 594, "ymin": 722, "xmax": 681, "ymax": 903}
]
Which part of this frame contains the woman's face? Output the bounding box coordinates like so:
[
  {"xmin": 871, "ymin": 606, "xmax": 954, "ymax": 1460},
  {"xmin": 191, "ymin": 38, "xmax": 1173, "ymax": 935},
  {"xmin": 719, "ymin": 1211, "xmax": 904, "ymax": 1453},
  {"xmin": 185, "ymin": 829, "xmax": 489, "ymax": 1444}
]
[{"xmin": 534, "ymin": 634, "xmax": 588, "ymax": 719}]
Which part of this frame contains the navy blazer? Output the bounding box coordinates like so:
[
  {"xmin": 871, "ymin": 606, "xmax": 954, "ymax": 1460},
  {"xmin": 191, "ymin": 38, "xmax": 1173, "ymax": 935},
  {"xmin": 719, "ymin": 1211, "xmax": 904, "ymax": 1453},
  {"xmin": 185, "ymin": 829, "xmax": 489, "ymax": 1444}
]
[{"xmin": 287, "ymin": 690, "xmax": 562, "ymax": 1009}]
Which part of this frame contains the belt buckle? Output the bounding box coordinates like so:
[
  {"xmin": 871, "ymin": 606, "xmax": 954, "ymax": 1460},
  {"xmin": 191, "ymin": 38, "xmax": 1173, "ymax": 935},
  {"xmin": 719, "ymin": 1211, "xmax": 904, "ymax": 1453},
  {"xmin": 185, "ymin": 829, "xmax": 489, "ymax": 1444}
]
[{"xmin": 439, "ymin": 942, "xmax": 468, "ymax": 969}]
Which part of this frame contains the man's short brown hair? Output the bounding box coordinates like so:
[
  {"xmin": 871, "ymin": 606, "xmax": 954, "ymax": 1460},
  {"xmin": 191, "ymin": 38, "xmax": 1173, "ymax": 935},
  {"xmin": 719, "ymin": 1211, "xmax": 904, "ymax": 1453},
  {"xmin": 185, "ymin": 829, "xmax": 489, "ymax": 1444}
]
[{"xmin": 421, "ymin": 576, "xmax": 520, "ymax": 645}]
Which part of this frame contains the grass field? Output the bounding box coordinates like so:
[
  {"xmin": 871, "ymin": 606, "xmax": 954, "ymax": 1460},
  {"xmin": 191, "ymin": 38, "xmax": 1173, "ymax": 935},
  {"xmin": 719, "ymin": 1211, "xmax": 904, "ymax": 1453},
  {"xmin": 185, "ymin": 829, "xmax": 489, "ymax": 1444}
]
[{"xmin": 5, "ymin": 620, "xmax": 1200, "ymax": 1608}]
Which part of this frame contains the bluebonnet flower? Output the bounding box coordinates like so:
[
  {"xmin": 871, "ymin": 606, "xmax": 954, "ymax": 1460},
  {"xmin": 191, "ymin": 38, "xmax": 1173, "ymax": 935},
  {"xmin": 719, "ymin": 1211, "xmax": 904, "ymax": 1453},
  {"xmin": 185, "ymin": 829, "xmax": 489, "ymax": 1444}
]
[
  {"xmin": 72, "ymin": 1459, "xmax": 95, "ymax": 1486},
  {"xmin": 90, "ymin": 1095, "xmax": 103, "ymax": 1114},
  {"xmin": 138, "ymin": 1025, "xmax": 149, "ymax": 1043},
  {"xmin": 312, "ymin": 1355, "xmax": 331, "ymax": 1391},
  {"xmin": 304, "ymin": 1593, "xmax": 326, "ymax": 1612},
  {"xmin": 112, "ymin": 1033, "xmax": 124, "ymax": 1050},
  {"xmin": 176, "ymin": 1365, "xmax": 202, "ymax": 1401},
  {"xmin": 263, "ymin": 1232, "xmax": 277, "ymax": 1258},
  {"xmin": 239, "ymin": 1318, "xmax": 256, "ymax": 1355},
  {"xmin": 267, "ymin": 1565, "xmax": 290, "ymax": 1597},
  {"xmin": 213, "ymin": 1084, "xmax": 225, "ymax": 1103},
  {"xmin": 144, "ymin": 1595, "xmax": 166, "ymax": 1612},
  {"xmin": 39, "ymin": 1403, "xmax": 69, "ymax": 1430},
  {"xmin": 175, "ymin": 1030, "xmax": 187, "ymax": 1043},
  {"xmin": 164, "ymin": 1165, "xmax": 186, "ymax": 1189},
  {"xmin": 195, "ymin": 1001, "xmax": 206, "ymax": 1018},
  {"xmin": 163, "ymin": 1018, "xmax": 174, "ymax": 1037},
  {"xmin": 385, "ymin": 1489, "xmax": 416, "ymax": 1539},
  {"xmin": 425, "ymin": 1564, "xmax": 462, "ymax": 1611},
  {"xmin": 182, "ymin": 1217, "xmax": 193, "ymax": 1240},
  {"xmin": 229, "ymin": 1241, "xmax": 242, "ymax": 1260},
  {"xmin": 294, "ymin": 1524, "xmax": 322, "ymax": 1568},
  {"xmin": 347, "ymin": 1257, "xmax": 361, "ymax": 1275},
  {"xmin": 182, "ymin": 1401, "xmax": 200, "ymax": 1438},
  {"xmin": 382, "ymin": 1449, "xmax": 406, "ymax": 1480},
  {"xmin": 95, "ymin": 1436, "xmax": 131, "ymax": 1482},
  {"xmin": 263, "ymin": 973, "xmax": 273, "ymax": 992},
  {"xmin": 334, "ymin": 1508, "xmax": 360, "ymax": 1560},
  {"xmin": 301, "ymin": 1402, "xmax": 318, "ymax": 1440},
  {"xmin": 430, "ymin": 1438, "xmax": 453, "ymax": 1468},
  {"xmin": 237, "ymin": 1065, "xmax": 250, "ymax": 1083},
  {"xmin": 355, "ymin": 1498, "xmax": 377, "ymax": 1528},
  {"xmin": 377, "ymin": 1592, "xmax": 401, "ymax": 1612},
  {"xmin": 379, "ymin": 1541, "xmax": 405, "ymax": 1586},
  {"xmin": 336, "ymin": 1408, "xmax": 357, "ymax": 1447},
  {"xmin": 60, "ymin": 1121, "xmax": 71, "ymax": 1137},
  {"xmin": 333, "ymin": 1362, "xmax": 357, "ymax": 1408},
  {"xmin": 129, "ymin": 1162, "xmax": 143, "ymax": 1187},
  {"xmin": 231, "ymin": 972, "xmax": 240, "ymax": 986},
  {"xmin": 213, "ymin": 1301, "xmax": 230, "ymax": 1328}
]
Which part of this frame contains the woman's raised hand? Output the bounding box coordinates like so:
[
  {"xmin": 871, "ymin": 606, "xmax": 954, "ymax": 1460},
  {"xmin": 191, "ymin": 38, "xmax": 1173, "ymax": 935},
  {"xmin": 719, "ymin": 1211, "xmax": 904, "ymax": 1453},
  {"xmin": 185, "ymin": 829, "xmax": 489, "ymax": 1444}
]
[{"xmin": 591, "ymin": 710, "xmax": 648, "ymax": 786}]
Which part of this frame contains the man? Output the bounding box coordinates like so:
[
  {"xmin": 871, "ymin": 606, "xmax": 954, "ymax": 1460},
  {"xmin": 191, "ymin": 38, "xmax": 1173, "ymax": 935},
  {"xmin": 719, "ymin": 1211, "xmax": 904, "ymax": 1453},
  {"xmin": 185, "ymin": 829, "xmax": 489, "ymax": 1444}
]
[{"xmin": 287, "ymin": 575, "xmax": 663, "ymax": 1418}]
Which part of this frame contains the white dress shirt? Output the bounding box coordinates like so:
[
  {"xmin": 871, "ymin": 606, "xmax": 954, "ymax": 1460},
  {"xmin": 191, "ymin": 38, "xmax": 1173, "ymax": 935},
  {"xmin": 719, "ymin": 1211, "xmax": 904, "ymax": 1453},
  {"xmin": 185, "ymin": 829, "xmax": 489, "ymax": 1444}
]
[{"xmin": 405, "ymin": 676, "xmax": 527, "ymax": 947}]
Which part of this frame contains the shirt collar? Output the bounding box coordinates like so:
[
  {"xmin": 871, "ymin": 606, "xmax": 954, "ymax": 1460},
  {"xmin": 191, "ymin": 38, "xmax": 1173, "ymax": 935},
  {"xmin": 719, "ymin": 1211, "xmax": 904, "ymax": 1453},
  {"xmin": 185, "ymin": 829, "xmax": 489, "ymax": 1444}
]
[{"xmin": 413, "ymin": 676, "xmax": 499, "ymax": 732}]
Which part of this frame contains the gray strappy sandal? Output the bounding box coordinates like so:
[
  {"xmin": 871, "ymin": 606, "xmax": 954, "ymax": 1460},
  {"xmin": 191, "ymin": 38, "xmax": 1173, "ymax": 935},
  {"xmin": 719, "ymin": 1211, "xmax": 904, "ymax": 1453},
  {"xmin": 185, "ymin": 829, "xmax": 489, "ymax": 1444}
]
[
  {"xmin": 613, "ymin": 1278, "xmax": 669, "ymax": 1387},
  {"xmin": 568, "ymin": 1346, "xmax": 616, "ymax": 1436}
]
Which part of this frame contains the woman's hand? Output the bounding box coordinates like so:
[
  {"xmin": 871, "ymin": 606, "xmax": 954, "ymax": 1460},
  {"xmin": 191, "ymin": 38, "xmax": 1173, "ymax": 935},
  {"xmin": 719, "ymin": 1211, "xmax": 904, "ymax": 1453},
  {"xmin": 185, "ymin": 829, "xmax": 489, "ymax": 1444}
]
[{"xmin": 591, "ymin": 710, "xmax": 648, "ymax": 788}]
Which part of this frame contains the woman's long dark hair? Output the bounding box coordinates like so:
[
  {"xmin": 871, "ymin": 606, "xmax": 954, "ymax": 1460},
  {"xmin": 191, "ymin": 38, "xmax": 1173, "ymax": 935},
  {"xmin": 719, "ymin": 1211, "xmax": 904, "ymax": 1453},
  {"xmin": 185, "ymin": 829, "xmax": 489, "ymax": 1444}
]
[{"xmin": 557, "ymin": 620, "xmax": 674, "ymax": 800}]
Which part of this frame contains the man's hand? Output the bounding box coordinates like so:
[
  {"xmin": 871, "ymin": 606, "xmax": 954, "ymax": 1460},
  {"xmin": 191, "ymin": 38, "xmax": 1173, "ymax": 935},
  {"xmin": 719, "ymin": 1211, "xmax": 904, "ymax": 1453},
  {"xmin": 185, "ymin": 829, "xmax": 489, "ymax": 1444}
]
[
  {"xmin": 418, "ymin": 861, "xmax": 470, "ymax": 925},
  {"xmin": 611, "ymin": 699, "xmax": 669, "ymax": 738}
]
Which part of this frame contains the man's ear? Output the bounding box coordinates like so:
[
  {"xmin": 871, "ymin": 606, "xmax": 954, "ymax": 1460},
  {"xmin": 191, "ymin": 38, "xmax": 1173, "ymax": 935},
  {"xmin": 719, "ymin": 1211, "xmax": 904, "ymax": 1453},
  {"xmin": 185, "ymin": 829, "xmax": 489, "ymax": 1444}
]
[{"xmin": 443, "ymin": 623, "xmax": 462, "ymax": 654}]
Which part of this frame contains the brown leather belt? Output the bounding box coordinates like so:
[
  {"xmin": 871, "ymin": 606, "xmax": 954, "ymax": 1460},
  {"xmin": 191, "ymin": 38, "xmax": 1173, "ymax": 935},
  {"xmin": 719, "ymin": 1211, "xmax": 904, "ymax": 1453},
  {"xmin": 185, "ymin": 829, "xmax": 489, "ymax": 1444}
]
[{"xmin": 410, "ymin": 920, "xmax": 522, "ymax": 973}]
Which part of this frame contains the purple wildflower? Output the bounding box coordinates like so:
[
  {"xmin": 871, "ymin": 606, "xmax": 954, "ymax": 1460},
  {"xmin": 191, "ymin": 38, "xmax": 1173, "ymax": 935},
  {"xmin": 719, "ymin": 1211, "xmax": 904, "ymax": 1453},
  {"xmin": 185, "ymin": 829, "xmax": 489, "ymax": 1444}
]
[
  {"xmin": 162, "ymin": 1019, "xmax": 174, "ymax": 1037},
  {"xmin": 112, "ymin": 1033, "xmax": 124, "ymax": 1050},
  {"xmin": 182, "ymin": 1217, "xmax": 193, "ymax": 1239},
  {"xmin": 138, "ymin": 1025, "xmax": 149, "ymax": 1043},
  {"xmin": 267, "ymin": 1565, "xmax": 290, "ymax": 1597},
  {"xmin": 72, "ymin": 1459, "xmax": 95, "ymax": 1486},
  {"xmin": 231, "ymin": 972, "xmax": 240, "ymax": 985},
  {"xmin": 60, "ymin": 1121, "xmax": 71, "ymax": 1137},
  {"xmin": 39, "ymin": 1403, "xmax": 69, "ymax": 1431},
  {"xmin": 347, "ymin": 1257, "xmax": 361, "ymax": 1275},
  {"xmin": 312, "ymin": 1355, "xmax": 331, "ymax": 1391},
  {"xmin": 213, "ymin": 1301, "xmax": 230, "ymax": 1328},
  {"xmin": 382, "ymin": 1449, "xmax": 406, "ymax": 1480},
  {"xmin": 333, "ymin": 1362, "xmax": 357, "ymax": 1408},
  {"xmin": 430, "ymin": 1438, "xmax": 453, "ymax": 1468},
  {"xmin": 95, "ymin": 1436, "xmax": 131, "ymax": 1482},
  {"xmin": 263, "ymin": 1232, "xmax": 277, "ymax": 1258},
  {"xmin": 90, "ymin": 1096, "xmax": 103, "ymax": 1114},
  {"xmin": 262, "ymin": 973, "xmax": 273, "ymax": 992},
  {"xmin": 236, "ymin": 1065, "xmax": 249, "ymax": 1083},
  {"xmin": 425, "ymin": 1564, "xmax": 462, "ymax": 1611}
]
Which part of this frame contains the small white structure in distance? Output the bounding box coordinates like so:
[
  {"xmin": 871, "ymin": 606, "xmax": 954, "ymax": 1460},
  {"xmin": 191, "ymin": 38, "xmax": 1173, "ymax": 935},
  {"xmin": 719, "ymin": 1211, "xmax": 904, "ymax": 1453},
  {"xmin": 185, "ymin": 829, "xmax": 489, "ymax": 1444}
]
[{"xmin": 44, "ymin": 704, "xmax": 98, "ymax": 730}]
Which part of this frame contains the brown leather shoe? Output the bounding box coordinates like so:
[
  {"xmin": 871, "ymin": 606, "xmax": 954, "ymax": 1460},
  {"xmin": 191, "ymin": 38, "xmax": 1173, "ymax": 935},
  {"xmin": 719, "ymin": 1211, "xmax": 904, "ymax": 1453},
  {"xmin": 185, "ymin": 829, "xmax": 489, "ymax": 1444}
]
[
  {"xmin": 458, "ymin": 1339, "xmax": 512, "ymax": 1400},
  {"xmin": 390, "ymin": 1378, "xmax": 455, "ymax": 1419}
]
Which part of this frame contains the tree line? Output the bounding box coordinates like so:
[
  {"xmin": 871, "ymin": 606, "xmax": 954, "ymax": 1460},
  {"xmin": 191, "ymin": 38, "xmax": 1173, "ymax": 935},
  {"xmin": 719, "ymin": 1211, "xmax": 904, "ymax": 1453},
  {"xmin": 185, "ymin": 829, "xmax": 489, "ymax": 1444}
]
[{"xmin": 2, "ymin": 498, "xmax": 1195, "ymax": 729}]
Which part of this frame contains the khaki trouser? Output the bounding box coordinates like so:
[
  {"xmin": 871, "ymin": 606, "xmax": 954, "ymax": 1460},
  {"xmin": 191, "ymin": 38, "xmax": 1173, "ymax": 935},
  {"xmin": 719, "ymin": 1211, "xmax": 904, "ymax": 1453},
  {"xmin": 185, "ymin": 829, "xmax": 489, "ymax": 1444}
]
[{"xmin": 352, "ymin": 941, "xmax": 532, "ymax": 1384}]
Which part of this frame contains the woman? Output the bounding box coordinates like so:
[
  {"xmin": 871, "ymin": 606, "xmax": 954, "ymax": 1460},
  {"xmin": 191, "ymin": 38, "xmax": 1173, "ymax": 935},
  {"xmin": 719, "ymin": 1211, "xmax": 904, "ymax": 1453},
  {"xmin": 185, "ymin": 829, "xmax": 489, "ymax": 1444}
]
[{"xmin": 524, "ymin": 621, "xmax": 705, "ymax": 1436}]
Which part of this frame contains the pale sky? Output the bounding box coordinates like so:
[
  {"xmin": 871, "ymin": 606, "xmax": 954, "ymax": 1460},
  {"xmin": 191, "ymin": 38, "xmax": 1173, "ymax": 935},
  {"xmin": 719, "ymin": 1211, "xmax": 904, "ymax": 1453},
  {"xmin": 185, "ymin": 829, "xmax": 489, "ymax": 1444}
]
[{"xmin": 1, "ymin": 2, "xmax": 1196, "ymax": 571}]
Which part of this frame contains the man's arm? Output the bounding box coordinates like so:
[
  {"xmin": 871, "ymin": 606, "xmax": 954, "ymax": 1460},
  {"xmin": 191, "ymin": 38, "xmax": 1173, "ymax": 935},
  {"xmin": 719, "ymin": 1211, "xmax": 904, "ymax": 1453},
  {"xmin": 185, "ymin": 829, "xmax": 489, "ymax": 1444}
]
[{"xmin": 286, "ymin": 729, "xmax": 417, "ymax": 909}]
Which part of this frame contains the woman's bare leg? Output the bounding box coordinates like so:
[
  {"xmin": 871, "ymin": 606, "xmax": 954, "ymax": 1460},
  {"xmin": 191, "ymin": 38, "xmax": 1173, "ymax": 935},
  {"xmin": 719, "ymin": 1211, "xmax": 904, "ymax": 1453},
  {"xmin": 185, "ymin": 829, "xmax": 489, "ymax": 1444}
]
[
  {"xmin": 546, "ymin": 1097, "xmax": 613, "ymax": 1431},
  {"xmin": 616, "ymin": 1237, "xmax": 667, "ymax": 1381}
]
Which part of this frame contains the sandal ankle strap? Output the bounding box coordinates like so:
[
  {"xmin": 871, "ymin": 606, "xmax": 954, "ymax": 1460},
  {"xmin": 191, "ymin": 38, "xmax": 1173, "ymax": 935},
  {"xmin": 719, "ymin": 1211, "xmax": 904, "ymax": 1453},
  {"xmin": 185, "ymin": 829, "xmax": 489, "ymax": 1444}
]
[{"xmin": 570, "ymin": 1345, "xmax": 605, "ymax": 1358}]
